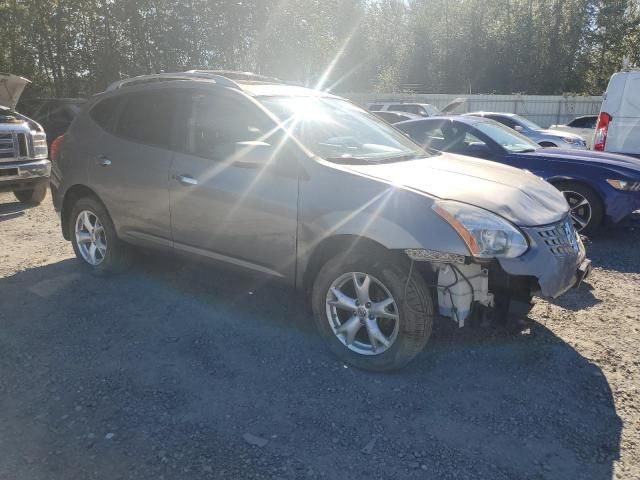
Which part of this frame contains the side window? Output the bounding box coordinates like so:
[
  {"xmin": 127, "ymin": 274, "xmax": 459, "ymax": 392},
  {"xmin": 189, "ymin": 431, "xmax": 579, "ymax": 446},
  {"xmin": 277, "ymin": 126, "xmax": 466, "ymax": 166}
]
[
  {"xmin": 50, "ymin": 105, "xmax": 74, "ymax": 124},
  {"xmin": 406, "ymin": 124, "xmax": 448, "ymax": 150},
  {"xmin": 389, "ymin": 104, "xmax": 409, "ymax": 113},
  {"xmin": 187, "ymin": 93, "xmax": 271, "ymax": 161},
  {"xmin": 488, "ymin": 115, "xmax": 517, "ymax": 129},
  {"xmin": 569, "ymin": 117, "xmax": 586, "ymax": 128},
  {"xmin": 114, "ymin": 91, "xmax": 177, "ymax": 148},
  {"xmin": 89, "ymin": 96, "xmax": 121, "ymax": 133}
]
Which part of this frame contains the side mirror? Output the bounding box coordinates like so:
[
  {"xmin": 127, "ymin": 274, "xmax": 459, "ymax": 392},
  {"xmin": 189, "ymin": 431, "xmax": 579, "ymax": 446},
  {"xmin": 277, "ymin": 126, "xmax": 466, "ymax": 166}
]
[
  {"xmin": 234, "ymin": 141, "xmax": 276, "ymax": 166},
  {"xmin": 514, "ymin": 125, "xmax": 524, "ymax": 132}
]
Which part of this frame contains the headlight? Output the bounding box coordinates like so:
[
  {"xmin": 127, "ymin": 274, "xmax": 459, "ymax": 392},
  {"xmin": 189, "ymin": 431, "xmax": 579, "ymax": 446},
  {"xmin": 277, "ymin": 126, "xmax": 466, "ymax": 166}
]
[
  {"xmin": 606, "ymin": 179, "xmax": 640, "ymax": 191},
  {"xmin": 561, "ymin": 137, "xmax": 581, "ymax": 145},
  {"xmin": 433, "ymin": 200, "xmax": 529, "ymax": 258}
]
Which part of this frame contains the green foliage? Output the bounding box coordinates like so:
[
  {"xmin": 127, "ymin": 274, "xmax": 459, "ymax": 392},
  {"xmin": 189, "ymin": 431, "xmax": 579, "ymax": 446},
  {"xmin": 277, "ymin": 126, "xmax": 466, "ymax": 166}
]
[{"xmin": 0, "ymin": 0, "xmax": 638, "ymax": 97}]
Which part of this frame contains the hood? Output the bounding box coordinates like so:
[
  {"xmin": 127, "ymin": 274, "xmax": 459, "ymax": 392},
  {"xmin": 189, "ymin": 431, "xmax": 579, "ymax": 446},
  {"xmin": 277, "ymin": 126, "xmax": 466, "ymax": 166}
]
[
  {"xmin": 537, "ymin": 128, "xmax": 582, "ymax": 139},
  {"xmin": 516, "ymin": 148, "xmax": 640, "ymax": 177},
  {"xmin": 0, "ymin": 73, "xmax": 30, "ymax": 109},
  {"xmin": 441, "ymin": 97, "xmax": 467, "ymax": 114},
  {"xmin": 344, "ymin": 154, "xmax": 569, "ymax": 227}
]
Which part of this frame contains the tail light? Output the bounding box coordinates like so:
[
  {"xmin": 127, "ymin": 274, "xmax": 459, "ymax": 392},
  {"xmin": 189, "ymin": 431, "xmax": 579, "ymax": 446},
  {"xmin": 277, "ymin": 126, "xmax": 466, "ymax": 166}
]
[
  {"xmin": 50, "ymin": 134, "xmax": 64, "ymax": 162},
  {"xmin": 594, "ymin": 112, "xmax": 611, "ymax": 151}
]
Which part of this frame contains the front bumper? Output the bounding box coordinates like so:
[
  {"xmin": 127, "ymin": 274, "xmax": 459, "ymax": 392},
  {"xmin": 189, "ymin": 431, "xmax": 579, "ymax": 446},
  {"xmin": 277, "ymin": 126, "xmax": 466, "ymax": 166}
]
[
  {"xmin": 0, "ymin": 159, "xmax": 51, "ymax": 192},
  {"xmin": 498, "ymin": 218, "xmax": 589, "ymax": 298},
  {"xmin": 604, "ymin": 189, "xmax": 640, "ymax": 225}
]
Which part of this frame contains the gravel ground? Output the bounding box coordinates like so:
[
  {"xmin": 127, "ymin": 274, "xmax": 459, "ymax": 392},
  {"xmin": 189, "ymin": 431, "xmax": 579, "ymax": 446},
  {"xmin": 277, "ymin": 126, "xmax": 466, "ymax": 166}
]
[{"xmin": 0, "ymin": 191, "xmax": 638, "ymax": 480}]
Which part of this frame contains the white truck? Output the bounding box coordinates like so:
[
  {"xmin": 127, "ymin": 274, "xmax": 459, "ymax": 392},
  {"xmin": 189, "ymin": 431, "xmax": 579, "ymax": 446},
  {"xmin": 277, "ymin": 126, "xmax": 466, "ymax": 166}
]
[
  {"xmin": 594, "ymin": 69, "xmax": 640, "ymax": 158},
  {"xmin": 0, "ymin": 73, "xmax": 50, "ymax": 204}
]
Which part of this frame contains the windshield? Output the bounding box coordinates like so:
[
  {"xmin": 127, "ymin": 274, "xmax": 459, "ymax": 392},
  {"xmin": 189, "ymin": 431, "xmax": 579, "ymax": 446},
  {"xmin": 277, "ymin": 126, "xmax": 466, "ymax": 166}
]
[
  {"xmin": 475, "ymin": 120, "xmax": 540, "ymax": 153},
  {"xmin": 512, "ymin": 114, "xmax": 542, "ymax": 130},
  {"xmin": 259, "ymin": 96, "xmax": 426, "ymax": 163},
  {"xmin": 424, "ymin": 104, "xmax": 441, "ymax": 116}
]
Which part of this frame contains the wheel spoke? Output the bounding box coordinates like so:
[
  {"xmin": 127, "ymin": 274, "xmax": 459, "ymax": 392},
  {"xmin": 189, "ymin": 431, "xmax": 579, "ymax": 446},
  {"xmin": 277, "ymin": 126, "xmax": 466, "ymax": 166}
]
[
  {"xmin": 336, "ymin": 315, "xmax": 363, "ymax": 345},
  {"xmin": 571, "ymin": 212, "xmax": 589, "ymax": 229},
  {"xmin": 365, "ymin": 319, "xmax": 390, "ymax": 351},
  {"xmin": 76, "ymin": 232, "xmax": 92, "ymax": 244},
  {"xmin": 353, "ymin": 273, "xmax": 371, "ymax": 305},
  {"xmin": 96, "ymin": 240, "xmax": 107, "ymax": 257},
  {"xmin": 570, "ymin": 198, "xmax": 589, "ymax": 210},
  {"xmin": 369, "ymin": 297, "xmax": 398, "ymax": 320},
  {"xmin": 329, "ymin": 287, "xmax": 357, "ymax": 312},
  {"xmin": 81, "ymin": 211, "xmax": 94, "ymax": 233},
  {"xmin": 88, "ymin": 243, "xmax": 97, "ymax": 264}
]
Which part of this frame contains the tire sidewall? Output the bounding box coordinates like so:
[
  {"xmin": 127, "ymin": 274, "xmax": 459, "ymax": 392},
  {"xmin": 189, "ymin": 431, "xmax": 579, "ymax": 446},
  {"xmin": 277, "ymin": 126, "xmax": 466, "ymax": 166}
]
[
  {"xmin": 311, "ymin": 252, "xmax": 433, "ymax": 372},
  {"xmin": 14, "ymin": 184, "xmax": 47, "ymax": 204}
]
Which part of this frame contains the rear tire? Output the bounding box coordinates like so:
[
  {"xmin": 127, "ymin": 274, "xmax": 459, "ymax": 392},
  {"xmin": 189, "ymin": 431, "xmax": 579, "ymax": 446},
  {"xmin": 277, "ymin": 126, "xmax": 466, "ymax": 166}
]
[
  {"xmin": 14, "ymin": 184, "xmax": 47, "ymax": 205},
  {"xmin": 311, "ymin": 249, "xmax": 433, "ymax": 372},
  {"xmin": 69, "ymin": 196, "xmax": 133, "ymax": 275},
  {"xmin": 554, "ymin": 181, "xmax": 603, "ymax": 235}
]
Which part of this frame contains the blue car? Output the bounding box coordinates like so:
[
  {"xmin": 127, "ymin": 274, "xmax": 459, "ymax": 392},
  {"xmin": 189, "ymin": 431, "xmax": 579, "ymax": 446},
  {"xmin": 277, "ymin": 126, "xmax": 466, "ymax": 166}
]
[{"xmin": 396, "ymin": 116, "xmax": 640, "ymax": 234}]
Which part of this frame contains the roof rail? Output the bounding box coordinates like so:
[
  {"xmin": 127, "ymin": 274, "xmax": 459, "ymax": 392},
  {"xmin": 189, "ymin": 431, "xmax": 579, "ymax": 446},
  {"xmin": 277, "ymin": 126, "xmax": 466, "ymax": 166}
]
[
  {"xmin": 105, "ymin": 72, "xmax": 242, "ymax": 92},
  {"xmin": 187, "ymin": 70, "xmax": 286, "ymax": 84}
]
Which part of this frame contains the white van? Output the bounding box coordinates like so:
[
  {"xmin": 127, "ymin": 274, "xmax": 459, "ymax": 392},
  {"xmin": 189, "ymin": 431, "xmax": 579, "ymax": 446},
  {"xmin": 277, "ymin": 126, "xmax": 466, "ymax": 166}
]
[{"xmin": 595, "ymin": 70, "xmax": 640, "ymax": 157}]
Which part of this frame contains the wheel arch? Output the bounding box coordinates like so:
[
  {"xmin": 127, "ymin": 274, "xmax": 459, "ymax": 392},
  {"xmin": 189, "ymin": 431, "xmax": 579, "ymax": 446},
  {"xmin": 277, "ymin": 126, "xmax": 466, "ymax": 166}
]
[
  {"xmin": 60, "ymin": 184, "xmax": 108, "ymax": 240},
  {"xmin": 300, "ymin": 235, "xmax": 397, "ymax": 295},
  {"xmin": 547, "ymin": 177, "xmax": 606, "ymax": 231}
]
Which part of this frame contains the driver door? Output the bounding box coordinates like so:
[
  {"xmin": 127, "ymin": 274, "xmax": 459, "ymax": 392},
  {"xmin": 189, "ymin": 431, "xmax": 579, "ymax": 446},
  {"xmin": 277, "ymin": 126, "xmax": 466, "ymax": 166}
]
[{"xmin": 169, "ymin": 90, "xmax": 299, "ymax": 280}]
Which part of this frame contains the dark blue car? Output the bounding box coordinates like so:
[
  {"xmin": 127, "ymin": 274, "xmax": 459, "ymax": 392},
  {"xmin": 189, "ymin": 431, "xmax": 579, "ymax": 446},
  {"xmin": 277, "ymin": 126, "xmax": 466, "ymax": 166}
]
[{"xmin": 396, "ymin": 116, "xmax": 640, "ymax": 234}]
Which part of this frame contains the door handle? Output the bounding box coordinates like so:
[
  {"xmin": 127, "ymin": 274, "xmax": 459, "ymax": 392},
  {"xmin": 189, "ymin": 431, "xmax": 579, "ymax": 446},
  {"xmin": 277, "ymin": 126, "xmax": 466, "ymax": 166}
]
[
  {"xmin": 96, "ymin": 155, "xmax": 112, "ymax": 167},
  {"xmin": 175, "ymin": 174, "xmax": 198, "ymax": 186}
]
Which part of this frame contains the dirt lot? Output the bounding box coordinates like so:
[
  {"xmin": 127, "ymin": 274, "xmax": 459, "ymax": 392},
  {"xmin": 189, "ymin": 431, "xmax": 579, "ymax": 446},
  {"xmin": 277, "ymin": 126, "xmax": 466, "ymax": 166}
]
[{"xmin": 1, "ymin": 191, "xmax": 639, "ymax": 480}]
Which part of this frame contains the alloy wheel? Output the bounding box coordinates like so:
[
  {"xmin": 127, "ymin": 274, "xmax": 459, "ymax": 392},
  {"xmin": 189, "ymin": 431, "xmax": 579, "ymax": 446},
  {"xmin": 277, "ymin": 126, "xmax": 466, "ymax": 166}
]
[
  {"xmin": 75, "ymin": 210, "xmax": 107, "ymax": 265},
  {"xmin": 562, "ymin": 190, "xmax": 592, "ymax": 232},
  {"xmin": 325, "ymin": 272, "xmax": 399, "ymax": 356}
]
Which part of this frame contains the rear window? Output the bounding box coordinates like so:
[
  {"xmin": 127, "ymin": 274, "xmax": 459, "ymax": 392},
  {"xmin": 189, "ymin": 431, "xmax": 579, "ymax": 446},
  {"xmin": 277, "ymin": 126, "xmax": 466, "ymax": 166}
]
[
  {"xmin": 89, "ymin": 97, "xmax": 121, "ymax": 133},
  {"xmin": 114, "ymin": 91, "xmax": 177, "ymax": 148}
]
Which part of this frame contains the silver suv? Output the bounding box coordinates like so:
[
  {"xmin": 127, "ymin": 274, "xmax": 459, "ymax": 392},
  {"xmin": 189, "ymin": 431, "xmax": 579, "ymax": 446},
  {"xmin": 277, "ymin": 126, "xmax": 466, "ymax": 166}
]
[{"xmin": 51, "ymin": 71, "xmax": 591, "ymax": 371}]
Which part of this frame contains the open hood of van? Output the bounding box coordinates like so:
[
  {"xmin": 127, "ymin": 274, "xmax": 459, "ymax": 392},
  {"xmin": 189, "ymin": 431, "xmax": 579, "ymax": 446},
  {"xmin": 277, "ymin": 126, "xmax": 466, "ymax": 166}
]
[
  {"xmin": 440, "ymin": 97, "xmax": 467, "ymax": 114},
  {"xmin": 0, "ymin": 73, "xmax": 30, "ymax": 110}
]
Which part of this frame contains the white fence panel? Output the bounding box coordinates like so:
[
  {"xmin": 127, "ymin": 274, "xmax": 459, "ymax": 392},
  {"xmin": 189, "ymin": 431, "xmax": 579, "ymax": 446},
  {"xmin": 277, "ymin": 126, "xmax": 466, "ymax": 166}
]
[{"xmin": 345, "ymin": 93, "xmax": 603, "ymax": 128}]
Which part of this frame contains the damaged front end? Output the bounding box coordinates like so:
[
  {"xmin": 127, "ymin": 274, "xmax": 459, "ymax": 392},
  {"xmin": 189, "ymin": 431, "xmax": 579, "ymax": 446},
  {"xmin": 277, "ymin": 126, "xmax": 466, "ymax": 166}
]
[{"xmin": 407, "ymin": 210, "xmax": 590, "ymax": 328}]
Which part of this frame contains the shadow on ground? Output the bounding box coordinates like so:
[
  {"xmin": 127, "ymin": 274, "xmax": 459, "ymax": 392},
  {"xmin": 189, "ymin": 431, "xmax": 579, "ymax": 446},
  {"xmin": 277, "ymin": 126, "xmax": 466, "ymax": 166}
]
[
  {"xmin": 584, "ymin": 224, "xmax": 640, "ymax": 274},
  {"xmin": 0, "ymin": 200, "xmax": 34, "ymax": 221},
  {"xmin": 0, "ymin": 255, "xmax": 622, "ymax": 480}
]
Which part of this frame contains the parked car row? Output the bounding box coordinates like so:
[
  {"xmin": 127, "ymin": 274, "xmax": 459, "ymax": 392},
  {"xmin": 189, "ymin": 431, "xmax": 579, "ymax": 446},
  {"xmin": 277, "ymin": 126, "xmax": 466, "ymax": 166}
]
[
  {"xmin": 4, "ymin": 69, "xmax": 639, "ymax": 371},
  {"xmin": 394, "ymin": 116, "xmax": 640, "ymax": 234}
]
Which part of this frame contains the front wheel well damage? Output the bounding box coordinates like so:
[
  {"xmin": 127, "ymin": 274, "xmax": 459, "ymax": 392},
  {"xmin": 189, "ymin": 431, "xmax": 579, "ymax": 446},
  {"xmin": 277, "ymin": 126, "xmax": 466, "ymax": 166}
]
[{"xmin": 301, "ymin": 235, "xmax": 402, "ymax": 295}]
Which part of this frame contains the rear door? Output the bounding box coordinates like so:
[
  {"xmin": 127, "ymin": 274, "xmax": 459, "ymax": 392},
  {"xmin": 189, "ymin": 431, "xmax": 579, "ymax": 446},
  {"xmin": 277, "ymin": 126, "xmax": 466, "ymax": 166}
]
[
  {"xmin": 169, "ymin": 90, "xmax": 299, "ymax": 280},
  {"xmin": 88, "ymin": 88, "xmax": 179, "ymax": 247}
]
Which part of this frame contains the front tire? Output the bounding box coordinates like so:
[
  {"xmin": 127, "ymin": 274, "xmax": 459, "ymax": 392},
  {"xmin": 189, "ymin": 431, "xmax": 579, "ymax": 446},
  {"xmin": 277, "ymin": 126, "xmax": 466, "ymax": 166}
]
[
  {"xmin": 554, "ymin": 181, "xmax": 603, "ymax": 235},
  {"xmin": 311, "ymin": 250, "xmax": 433, "ymax": 372},
  {"xmin": 14, "ymin": 184, "xmax": 47, "ymax": 205},
  {"xmin": 69, "ymin": 196, "xmax": 133, "ymax": 275}
]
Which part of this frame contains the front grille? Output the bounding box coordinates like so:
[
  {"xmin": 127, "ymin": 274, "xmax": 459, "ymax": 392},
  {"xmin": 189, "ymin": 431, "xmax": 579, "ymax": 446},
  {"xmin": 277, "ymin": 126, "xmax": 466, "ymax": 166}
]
[
  {"xmin": 536, "ymin": 217, "xmax": 580, "ymax": 256},
  {"xmin": 0, "ymin": 133, "xmax": 14, "ymax": 159}
]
